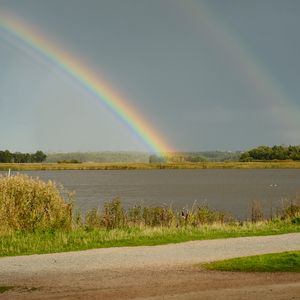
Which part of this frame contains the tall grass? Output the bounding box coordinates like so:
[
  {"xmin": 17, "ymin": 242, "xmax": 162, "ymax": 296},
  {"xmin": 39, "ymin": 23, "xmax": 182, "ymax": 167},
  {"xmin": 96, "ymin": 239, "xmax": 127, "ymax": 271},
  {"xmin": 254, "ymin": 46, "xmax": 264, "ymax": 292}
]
[
  {"xmin": 0, "ymin": 175, "xmax": 73, "ymax": 232},
  {"xmin": 82, "ymin": 198, "xmax": 236, "ymax": 230}
]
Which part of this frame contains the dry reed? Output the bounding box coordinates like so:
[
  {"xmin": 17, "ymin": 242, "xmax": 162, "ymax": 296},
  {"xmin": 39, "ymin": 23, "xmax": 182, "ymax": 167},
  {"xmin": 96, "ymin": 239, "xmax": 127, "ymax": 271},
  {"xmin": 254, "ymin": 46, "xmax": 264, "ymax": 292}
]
[{"xmin": 0, "ymin": 174, "xmax": 73, "ymax": 232}]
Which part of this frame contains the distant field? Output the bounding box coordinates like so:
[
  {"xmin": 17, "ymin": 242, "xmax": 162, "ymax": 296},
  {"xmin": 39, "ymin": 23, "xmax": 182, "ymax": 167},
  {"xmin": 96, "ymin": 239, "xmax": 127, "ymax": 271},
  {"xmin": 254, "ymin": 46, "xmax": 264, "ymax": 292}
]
[{"xmin": 0, "ymin": 161, "xmax": 300, "ymax": 171}]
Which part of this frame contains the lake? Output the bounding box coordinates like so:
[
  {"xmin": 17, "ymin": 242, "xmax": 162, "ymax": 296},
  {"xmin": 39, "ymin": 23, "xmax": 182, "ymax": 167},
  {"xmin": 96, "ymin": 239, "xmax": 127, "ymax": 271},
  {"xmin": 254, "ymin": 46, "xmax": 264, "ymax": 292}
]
[{"xmin": 2, "ymin": 169, "xmax": 300, "ymax": 219}]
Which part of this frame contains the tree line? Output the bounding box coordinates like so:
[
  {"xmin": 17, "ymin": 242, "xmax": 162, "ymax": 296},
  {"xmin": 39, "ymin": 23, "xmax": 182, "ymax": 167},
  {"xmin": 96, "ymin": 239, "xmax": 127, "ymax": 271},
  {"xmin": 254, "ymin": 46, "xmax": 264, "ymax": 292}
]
[
  {"xmin": 240, "ymin": 145, "xmax": 300, "ymax": 161},
  {"xmin": 0, "ymin": 150, "xmax": 47, "ymax": 163}
]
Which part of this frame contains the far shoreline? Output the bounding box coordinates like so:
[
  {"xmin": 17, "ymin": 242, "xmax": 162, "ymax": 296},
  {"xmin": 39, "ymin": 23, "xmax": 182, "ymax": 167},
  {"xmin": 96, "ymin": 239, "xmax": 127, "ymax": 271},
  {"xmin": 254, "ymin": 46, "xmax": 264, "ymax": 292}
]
[{"xmin": 1, "ymin": 161, "xmax": 300, "ymax": 171}]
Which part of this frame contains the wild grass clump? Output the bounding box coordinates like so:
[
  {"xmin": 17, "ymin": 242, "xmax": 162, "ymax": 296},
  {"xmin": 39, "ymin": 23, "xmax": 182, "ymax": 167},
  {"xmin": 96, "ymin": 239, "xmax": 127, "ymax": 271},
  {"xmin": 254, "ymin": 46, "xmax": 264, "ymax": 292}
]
[
  {"xmin": 250, "ymin": 200, "xmax": 264, "ymax": 223},
  {"xmin": 278, "ymin": 197, "xmax": 300, "ymax": 225},
  {"xmin": 281, "ymin": 196, "xmax": 300, "ymax": 219},
  {"xmin": 83, "ymin": 200, "xmax": 235, "ymax": 230},
  {"xmin": 84, "ymin": 200, "xmax": 177, "ymax": 229},
  {"xmin": 85, "ymin": 199, "xmax": 127, "ymax": 230},
  {"xmin": 0, "ymin": 174, "xmax": 73, "ymax": 232},
  {"xmin": 186, "ymin": 205, "xmax": 234, "ymax": 226},
  {"xmin": 140, "ymin": 206, "xmax": 176, "ymax": 227},
  {"xmin": 83, "ymin": 197, "xmax": 300, "ymax": 230},
  {"xmin": 248, "ymin": 197, "xmax": 300, "ymax": 224}
]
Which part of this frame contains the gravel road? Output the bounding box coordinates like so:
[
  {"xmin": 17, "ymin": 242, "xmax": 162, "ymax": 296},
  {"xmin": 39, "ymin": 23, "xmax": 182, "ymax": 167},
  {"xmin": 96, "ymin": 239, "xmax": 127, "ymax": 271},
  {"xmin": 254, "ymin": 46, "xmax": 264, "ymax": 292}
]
[
  {"xmin": 1, "ymin": 233, "xmax": 300, "ymax": 274},
  {"xmin": 0, "ymin": 233, "xmax": 299, "ymax": 299}
]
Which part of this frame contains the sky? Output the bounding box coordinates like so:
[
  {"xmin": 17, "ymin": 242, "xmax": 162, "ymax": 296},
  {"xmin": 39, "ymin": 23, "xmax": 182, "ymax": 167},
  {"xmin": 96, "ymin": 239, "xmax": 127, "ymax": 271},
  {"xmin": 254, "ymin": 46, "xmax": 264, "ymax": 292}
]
[{"xmin": 0, "ymin": 0, "xmax": 300, "ymax": 153}]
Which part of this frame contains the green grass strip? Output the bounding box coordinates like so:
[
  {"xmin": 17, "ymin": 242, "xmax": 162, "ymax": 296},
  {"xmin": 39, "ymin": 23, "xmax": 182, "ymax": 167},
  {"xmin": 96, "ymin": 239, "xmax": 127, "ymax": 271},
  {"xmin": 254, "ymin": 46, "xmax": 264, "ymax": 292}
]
[
  {"xmin": 202, "ymin": 251, "xmax": 300, "ymax": 272},
  {"xmin": 0, "ymin": 221, "xmax": 299, "ymax": 257}
]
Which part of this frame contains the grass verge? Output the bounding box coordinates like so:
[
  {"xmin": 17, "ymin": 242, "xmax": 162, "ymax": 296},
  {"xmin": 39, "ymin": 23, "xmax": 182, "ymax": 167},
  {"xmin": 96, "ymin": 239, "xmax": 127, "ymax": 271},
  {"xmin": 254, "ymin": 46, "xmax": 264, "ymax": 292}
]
[
  {"xmin": 202, "ymin": 251, "xmax": 300, "ymax": 272},
  {"xmin": 0, "ymin": 221, "xmax": 299, "ymax": 257}
]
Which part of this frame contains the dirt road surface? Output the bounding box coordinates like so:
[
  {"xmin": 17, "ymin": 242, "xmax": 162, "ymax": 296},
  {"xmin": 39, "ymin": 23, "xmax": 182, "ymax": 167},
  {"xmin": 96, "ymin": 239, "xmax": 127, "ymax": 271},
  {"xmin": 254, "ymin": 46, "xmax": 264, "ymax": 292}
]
[{"xmin": 0, "ymin": 233, "xmax": 299, "ymax": 299}]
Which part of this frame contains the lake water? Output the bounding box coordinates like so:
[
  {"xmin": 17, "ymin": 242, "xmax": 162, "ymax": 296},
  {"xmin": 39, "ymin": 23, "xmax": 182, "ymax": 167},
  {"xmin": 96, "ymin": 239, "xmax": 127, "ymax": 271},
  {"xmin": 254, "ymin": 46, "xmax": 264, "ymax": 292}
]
[{"xmin": 2, "ymin": 169, "xmax": 300, "ymax": 219}]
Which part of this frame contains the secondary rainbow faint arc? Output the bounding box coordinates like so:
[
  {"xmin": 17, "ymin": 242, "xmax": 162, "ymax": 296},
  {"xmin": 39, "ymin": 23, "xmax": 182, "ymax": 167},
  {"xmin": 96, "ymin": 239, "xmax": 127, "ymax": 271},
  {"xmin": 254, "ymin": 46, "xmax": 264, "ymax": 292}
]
[
  {"xmin": 0, "ymin": 13, "xmax": 172, "ymax": 155},
  {"xmin": 176, "ymin": 1, "xmax": 300, "ymax": 140}
]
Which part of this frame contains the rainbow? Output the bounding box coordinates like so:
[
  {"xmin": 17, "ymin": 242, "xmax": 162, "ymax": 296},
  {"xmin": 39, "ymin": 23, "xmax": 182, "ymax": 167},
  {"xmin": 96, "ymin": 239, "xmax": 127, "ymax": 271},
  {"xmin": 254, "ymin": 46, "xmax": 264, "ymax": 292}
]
[{"xmin": 0, "ymin": 12, "xmax": 172, "ymax": 155}]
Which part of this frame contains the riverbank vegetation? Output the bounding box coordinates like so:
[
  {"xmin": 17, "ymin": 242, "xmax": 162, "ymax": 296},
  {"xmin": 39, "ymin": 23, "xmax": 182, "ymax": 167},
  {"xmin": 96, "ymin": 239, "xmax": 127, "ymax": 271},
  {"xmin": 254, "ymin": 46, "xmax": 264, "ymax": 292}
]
[
  {"xmin": 1, "ymin": 160, "xmax": 300, "ymax": 171},
  {"xmin": 202, "ymin": 251, "xmax": 300, "ymax": 272},
  {"xmin": 0, "ymin": 175, "xmax": 299, "ymax": 256}
]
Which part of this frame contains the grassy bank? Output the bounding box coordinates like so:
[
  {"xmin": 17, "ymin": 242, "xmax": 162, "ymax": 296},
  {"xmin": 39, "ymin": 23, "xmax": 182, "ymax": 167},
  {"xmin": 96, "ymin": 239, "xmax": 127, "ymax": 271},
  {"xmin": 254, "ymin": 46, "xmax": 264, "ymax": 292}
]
[
  {"xmin": 0, "ymin": 174, "xmax": 299, "ymax": 257},
  {"xmin": 202, "ymin": 251, "xmax": 300, "ymax": 272},
  {"xmin": 1, "ymin": 221, "xmax": 300, "ymax": 257},
  {"xmin": 1, "ymin": 161, "xmax": 300, "ymax": 171}
]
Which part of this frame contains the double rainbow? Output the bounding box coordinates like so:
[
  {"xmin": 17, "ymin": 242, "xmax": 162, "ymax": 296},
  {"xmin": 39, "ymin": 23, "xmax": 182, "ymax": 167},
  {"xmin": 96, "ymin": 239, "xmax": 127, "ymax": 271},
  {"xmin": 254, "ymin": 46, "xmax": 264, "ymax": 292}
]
[{"xmin": 0, "ymin": 12, "xmax": 172, "ymax": 155}]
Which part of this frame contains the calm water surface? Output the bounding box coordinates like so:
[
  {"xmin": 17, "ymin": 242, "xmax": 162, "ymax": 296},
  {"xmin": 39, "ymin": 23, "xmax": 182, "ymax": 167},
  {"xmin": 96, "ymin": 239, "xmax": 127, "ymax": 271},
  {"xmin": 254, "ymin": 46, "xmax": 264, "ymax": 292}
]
[{"xmin": 3, "ymin": 169, "xmax": 300, "ymax": 219}]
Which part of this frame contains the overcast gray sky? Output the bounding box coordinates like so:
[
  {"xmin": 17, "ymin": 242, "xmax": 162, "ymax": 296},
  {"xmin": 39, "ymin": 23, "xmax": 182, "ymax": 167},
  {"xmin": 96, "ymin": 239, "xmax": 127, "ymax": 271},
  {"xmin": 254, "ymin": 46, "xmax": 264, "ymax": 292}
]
[{"xmin": 0, "ymin": 0, "xmax": 300, "ymax": 153}]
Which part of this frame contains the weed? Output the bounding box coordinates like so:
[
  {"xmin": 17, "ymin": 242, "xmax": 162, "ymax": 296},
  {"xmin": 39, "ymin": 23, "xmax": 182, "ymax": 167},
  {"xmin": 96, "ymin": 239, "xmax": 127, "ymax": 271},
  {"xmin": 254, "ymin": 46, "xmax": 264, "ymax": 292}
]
[{"xmin": 250, "ymin": 200, "xmax": 264, "ymax": 223}]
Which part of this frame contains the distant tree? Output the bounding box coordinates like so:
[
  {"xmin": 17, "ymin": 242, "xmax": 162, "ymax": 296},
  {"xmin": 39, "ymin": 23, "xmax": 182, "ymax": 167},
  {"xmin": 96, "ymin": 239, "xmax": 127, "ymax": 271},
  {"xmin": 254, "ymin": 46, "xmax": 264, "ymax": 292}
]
[
  {"xmin": 33, "ymin": 151, "xmax": 47, "ymax": 163},
  {"xmin": 240, "ymin": 145, "xmax": 300, "ymax": 161},
  {"xmin": 13, "ymin": 152, "xmax": 25, "ymax": 163},
  {"xmin": 240, "ymin": 152, "xmax": 253, "ymax": 162},
  {"xmin": 0, "ymin": 150, "xmax": 47, "ymax": 163},
  {"xmin": 0, "ymin": 150, "xmax": 13, "ymax": 163}
]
